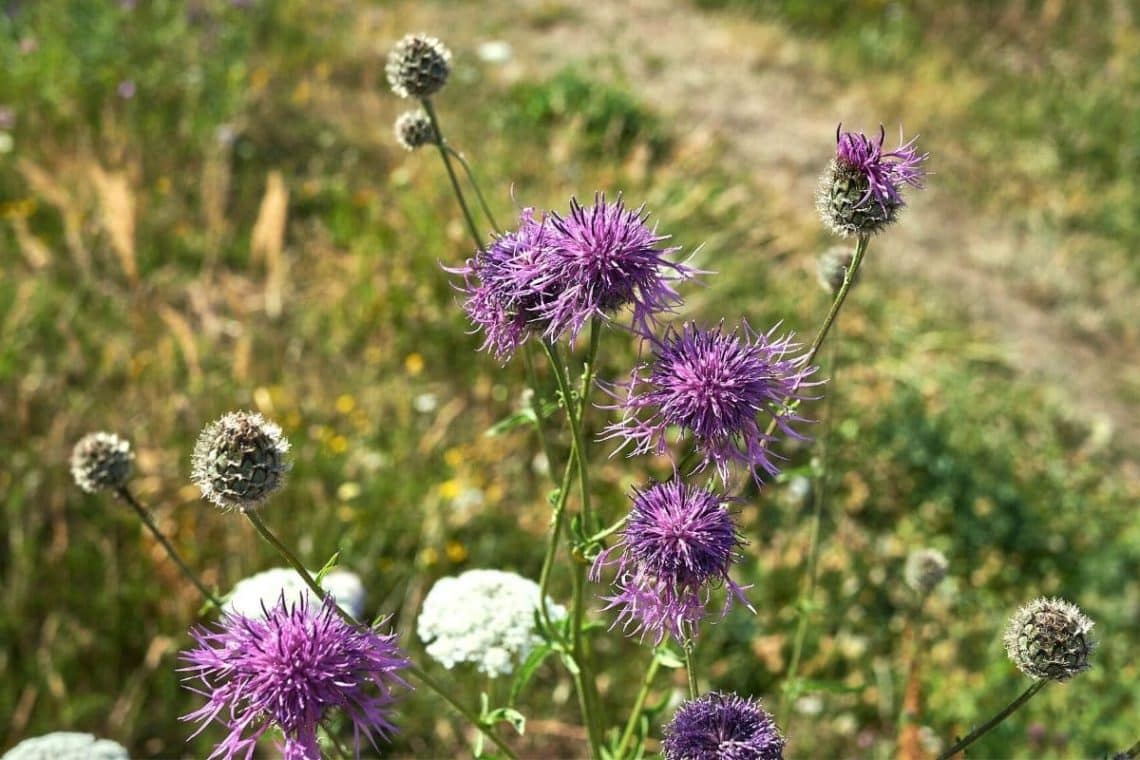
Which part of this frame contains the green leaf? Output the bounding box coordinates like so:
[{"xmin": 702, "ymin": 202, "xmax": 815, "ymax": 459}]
[
  {"xmin": 485, "ymin": 706, "xmax": 526, "ymax": 735},
  {"xmin": 485, "ymin": 408, "xmax": 538, "ymax": 437},
  {"xmin": 559, "ymin": 651, "xmax": 581, "ymax": 675},
  {"xmin": 314, "ymin": 551, "xmax": 341, "ymax": 583},
  {"xmin": 654, "ymin": 645, "xmax": 685, "ymax": 669},
  {"xmin": 508, "ymin": 643, "xmax": 554, "ymax": 707}
]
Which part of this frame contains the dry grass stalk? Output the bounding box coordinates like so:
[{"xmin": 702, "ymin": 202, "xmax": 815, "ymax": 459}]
[
  {"xmin": 17, "ymin": 157, "xmax": 92, "ymax": 274},
  {"xmin": 87, "ymin": 162, "xmax": 139, "ymax": 285},
  {"xmin": 251, "ymin": 170, "xmax": 289, "ymax": 318}
]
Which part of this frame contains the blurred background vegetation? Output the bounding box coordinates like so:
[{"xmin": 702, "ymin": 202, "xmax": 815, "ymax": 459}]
[{"xmin": 1, "ymin": 0, "xmax": 1137, "ymax": 757}]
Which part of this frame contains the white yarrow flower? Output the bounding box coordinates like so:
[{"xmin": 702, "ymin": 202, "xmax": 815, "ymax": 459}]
[
  {"xmin": 223, "ymin": 567, "xmax": 366, "ymax": 621},
  {"xmin": 417, "ymin": 569, "xmax": 565, "ymax": 677},
  {"xmin": 2, "ymin": 732, "xmax": 129, "ymax": 760}
]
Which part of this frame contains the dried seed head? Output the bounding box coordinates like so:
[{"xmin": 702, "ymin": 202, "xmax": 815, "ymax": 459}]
[
  {"xmin": 394, "ymin": 110, "xmax": 436, "ymax": 151},
  {"xmin": 191, "ymin": 411, "xmax": 291, "ymax": 511},
  {"xmin": 70, "ymin": 432, "xmax": 134, "ymax": 493},
  {"xmin": 904, "ymin": 548, "xmax": 949, "ymax": 595},
  {"xmin": 816, "ymin": 245, "xmax": 859, "ymax": 294},
  {"xmin": 1003, "ymin": 597, "xmax": 1095, "ymax": 681},
  {"xmin": 386, "ymin": 34, "xmax": 451, "ymax": 99}
]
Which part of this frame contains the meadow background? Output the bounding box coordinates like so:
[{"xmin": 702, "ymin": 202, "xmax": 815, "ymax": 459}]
[{"xmin": 2, "ymin": 0, "xmax": 1138, "ymax": 757}]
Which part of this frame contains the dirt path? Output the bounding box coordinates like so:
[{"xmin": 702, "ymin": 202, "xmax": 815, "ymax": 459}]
[{"xmin": 388, "ymin": 0, "xmax": 1139, "ymax": 450}]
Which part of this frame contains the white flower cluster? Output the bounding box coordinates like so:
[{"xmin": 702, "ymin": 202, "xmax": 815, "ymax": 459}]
[
  {"xmin": 417, "ymin": 569, "xmax": 565, "ymax": 677},
  {"xmin": 223, "ymin": 567, "xmax": 366, "ymax": 621},
  {"xmin": 2, "ymin": 732, "xmax": 129, "ymax": 760}
]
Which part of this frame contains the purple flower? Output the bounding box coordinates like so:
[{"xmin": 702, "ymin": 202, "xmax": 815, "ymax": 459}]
[
  {"xmin": 448, "ymin": 208, "xmax": 557, "ymax": 361},
  {"xmin": 601, "ymin": 321, "xmax": 819, "ymax": 486},
  {"xmin": 818, "ymin": 125, "xmax": 928, "ymax": 237},
  {"xmin": 448, "ymin": 196, "xmax": 694, "ymax": 362},
  {"xmin": 116, "ymin": 80, "xmax": 136, "ymax": 100},
  {"xmin": 536, "ymin": 194, "xmax": 693, "ymax": 344},
  {"xmin": 663, "ymin": 691, "xmax": 786, "ymax": 760},
  {"xmin": 590, "ymin": 479, "xmax": 751, "ymax": 645},
  {"xmin": 180, "ymin": 596, "xmax": 410, "ymax": 760}
]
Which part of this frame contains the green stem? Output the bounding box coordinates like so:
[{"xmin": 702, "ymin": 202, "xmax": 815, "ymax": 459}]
[
  {"xmin": 537, "ymin": 446, "xmax": 577, "ymax": 627},
  {"xmin": 408, "ymin": 664, "xmax": 518, "ymax": 760},
  {"xmin": 615, "ymin": 653, "xmax": 661, "ymax": 759},
  {"xmin": 523, "ymin": 344, "xmax": 558, "ymax": 491},
  {"xmin": 541, "ymin": 340, "xmax": 593, "ymax": 526},
  {"xmin": 936, "ymin": 680, "xmax": 1048, "ymax": 760},
  {"xmin": 761, "ymin": 234, "xmax": 869, "ymax": 443},
  {"xmin": 445, "ymin": 144, "xmax": 502, "ymax": 234},
  {"xmin": 242, "ymin": 509, "xmax": 350, "ymax": 618},
  {"xmin": 584, "ymin": 515, "xmax": 629, "ymax": 546},
  {"xmin": 116, "ymin": 486, "xmax": 222, "ymax": 609},
  {"xmin": 777, "ymin": 337, "xmax": 839, "ymax": 726},
  {"xmin": 421, "ymin": 97, "xmax": 485, "ymax": 253},
  {"xmin": 684, "ymin": 644, "xmax": 699, "ymax": 699}
]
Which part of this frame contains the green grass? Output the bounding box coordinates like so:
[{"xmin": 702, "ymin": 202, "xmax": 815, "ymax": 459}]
[{"xmin": 1, "ymin": 1, "xmax": 1137, "ymax": 757}]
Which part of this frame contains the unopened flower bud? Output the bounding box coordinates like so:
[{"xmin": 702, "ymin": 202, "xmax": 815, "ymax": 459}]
[
  {"xmin": 816, "ymin": 245, "xmax": 859, "ymax": 294},
  {"xmin": 1003, "ymin": 597, "xmax": 1095, "ymax": 681},
  {"xmin": 394, "ymin": 110, "xmax": 436, "ymax": 151},
  {"xmin": 70, "ymin": 432, "xmax": 133, "ymax": 493},
  {"xmin": 386, "ymin": 34, "xmax": 451, "ymax": 99},
  {"xmin": 191, "ymin": 411, "xmax": 290, "ymax": 511}
]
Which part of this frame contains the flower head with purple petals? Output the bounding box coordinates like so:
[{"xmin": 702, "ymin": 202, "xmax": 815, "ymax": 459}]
[
  {"xmin": 537, "ymin": 194, "xmax": 693, "ymax": 344},
  {"xmin": 817, "ymin": 125, "xmax": 927, "ymax": 237},
  {"xmin": 449, "ymin": 196, "xmax": 694, "ymax": 361},
  {"xmin": 663, "ymin": 691, "xmax": 786, "ymax": 760},
  {"xmin": 449, "ymin": 208, "xmax": 556, "ymax": 361},
  {"xmin": 180, "ymin": 596, "xmax": 410, "ymax": 760},
  {"xmin": 590, "ymin": 479, "xmax": 751, "ymax": 645},
  {"xmin": 601, "ymin": 321, "xmax": 818, "ymax": 486}
]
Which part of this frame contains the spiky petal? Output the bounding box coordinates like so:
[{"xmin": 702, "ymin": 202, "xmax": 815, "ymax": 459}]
[
  {"xmin": 590, "ymin": 479, "xmax": 751, "ymax": 645},
  {"xmin": 663, "ymin": 691, "xmax": 786, "ymax": 760},
  {"xmin": 537, "ymin": 194, "xmax": 694, "ymax": 344},
  {"xmin": 601, "ymin": 321, "xmax": 819, "ymax": 486},
  {"xmin": 180, "ymin": 596, "xmax": 410, "ymax": 760},
  {"xmin": 817, "ymin": 125, "xmax": 927, "ymax": 237}
]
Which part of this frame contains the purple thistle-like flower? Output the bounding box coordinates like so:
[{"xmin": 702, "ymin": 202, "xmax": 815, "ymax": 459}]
[
  {"xmin": 601, "ymin": 321, "xmax": 819, "ymax": 486},
  {"xmin": 448, "ymin": 196, "xmax": 694, "ymax": 362},
  {"xmin": 447, "ymin": 209, "xmax": 561, "ymax": 361},
  {"xmin": 180, "ymin": 596, "xmax": 410, "ymax": 760},
  {"xmin": 590, "ymin": 479, "xmax": 751, "ymax": 645},
  {"xmin": 818, "ymin": 125, "xmax": 928, "ymax": 237},
  {"xmin": 836, "ymin": 125, "xmax": 926, "ymax": 209},
  {"xmin": 663, "ymin": 691, "xmax": 786, "ymax": 760},
  {"xmin": 536, "ymin": 194, "xmax": 693, "ymax": 343}
]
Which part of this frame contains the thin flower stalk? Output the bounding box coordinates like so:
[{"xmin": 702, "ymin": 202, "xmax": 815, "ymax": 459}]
[
  {"xmin": 936, "ymin": 680, "xmax": 1048, "ymax": 760},
  {"xmin": 445, "ymin": 144, "xmax": 502, "ymax": 234},
  {"xmin": 421, "ymin": 98, "xmax": 485, "ymax": 253},
  {"xmin": 117, "ymin": 485, "xmax": 222, "ymax": 609},
  {"xmin": 615, "ymin": 652, "xmax": 661, "ymax": 759},
  {"xmin": 757, "ymin": 234, "xmax": 868, "ymax": 458}
]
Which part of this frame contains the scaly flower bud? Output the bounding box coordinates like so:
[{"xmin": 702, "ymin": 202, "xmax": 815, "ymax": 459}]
[
  {"xmin": 1003, "ymin": 597, "xmax": 1095, "ymax": 681},
  {"xmin": 70, "ymin": 432, "xmax": 133, "ymax": 493},
  {"xmin": 190, "ymin": 411, "xmax": 290, "ymax": 511},
  {"xmin": 386, "ymin": 34, "xmax": 451, "ymax": 99}
]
